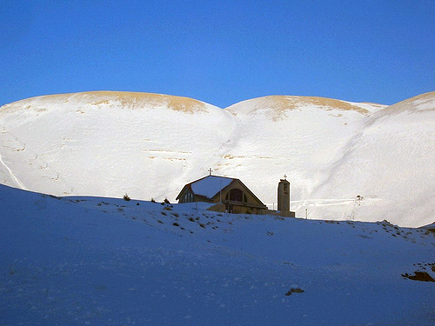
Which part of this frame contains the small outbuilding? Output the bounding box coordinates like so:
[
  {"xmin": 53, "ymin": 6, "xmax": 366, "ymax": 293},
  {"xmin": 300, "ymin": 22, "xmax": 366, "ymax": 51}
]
[{"xmin": 176, "ymin": 175, "xmax": 268, "ymax": 214}]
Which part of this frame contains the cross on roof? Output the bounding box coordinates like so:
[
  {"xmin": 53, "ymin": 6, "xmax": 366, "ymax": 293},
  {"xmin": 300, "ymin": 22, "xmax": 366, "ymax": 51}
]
[
  {"xmin": 208, "ymin": 168, "xmax": 213, "ymax": 175},
  {"xmin": 283, "ymin": 174, "xmax": 287, "ymax": 180}
]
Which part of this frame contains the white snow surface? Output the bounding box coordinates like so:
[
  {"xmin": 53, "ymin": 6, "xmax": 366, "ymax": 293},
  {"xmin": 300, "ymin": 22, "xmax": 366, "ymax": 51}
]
[
  {"xmin": 0, "ymin": 91, "xmax": 434, "ymax": 227},
  {"xmin": 190, "ymin": 175, "xmax": 234, "ymax": 199},
  {"xmin": 1, "ymin": 184, "xmax": 434, "ymax": 325}
]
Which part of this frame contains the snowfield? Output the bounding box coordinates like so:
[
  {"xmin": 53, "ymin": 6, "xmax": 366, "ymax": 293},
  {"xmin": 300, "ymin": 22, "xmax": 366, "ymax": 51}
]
[
  {"xmin": 1, "ymin": 184, "xmax": 434, "ymax": 325},
  {"xmin": 1, "ymin": 91, "xmax": 435, "ymax": 324},
  {"xmin": 0, "ymin": 91, "xmax": 434, "ymax": 227}
]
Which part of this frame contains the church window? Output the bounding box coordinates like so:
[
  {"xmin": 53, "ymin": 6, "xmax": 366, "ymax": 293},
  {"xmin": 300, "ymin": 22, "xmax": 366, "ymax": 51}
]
[
  {"xmin": 228, "ymin": 189, "xmax": 243, "ymax": 202},
  {"xmin": 184, "ymin": 192, "xmax": 193, "ymax": 203}
]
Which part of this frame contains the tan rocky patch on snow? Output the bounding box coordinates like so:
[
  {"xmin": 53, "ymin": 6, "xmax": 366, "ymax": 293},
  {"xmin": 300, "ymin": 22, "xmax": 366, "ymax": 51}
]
[
  {"xmin": 83, "ymin": 91, "xmax": 208, "ymax": 113},
  {"xmin": 376, "ymin": 91, "xmax": 435, "ymax": 116},
  {"xmin": 226, "ymin": 95, "xmax": 372, "ymax": 121},
  {"xmin": 261, "ymin": 96, "xmax": 370, "ymax": 113},
  {"xmin": 0, "ymin": 91, "xmax": 209, "ymax": 114}
]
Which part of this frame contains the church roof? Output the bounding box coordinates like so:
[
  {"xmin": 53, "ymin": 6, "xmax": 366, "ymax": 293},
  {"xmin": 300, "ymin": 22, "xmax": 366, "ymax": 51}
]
[
  {"xmin": 187, "ymin": 175, "xmax": 234, "ymax": 199},
  {"xmin": 176, "ymin": 175, "xmax": 267, "ymax": 209}
]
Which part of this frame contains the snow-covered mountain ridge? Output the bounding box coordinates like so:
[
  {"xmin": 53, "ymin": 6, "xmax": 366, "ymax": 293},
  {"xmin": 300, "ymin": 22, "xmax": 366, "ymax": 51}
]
[{"xmin": 1, "ymin": 91, "xmax": 434, "ymax": 227}]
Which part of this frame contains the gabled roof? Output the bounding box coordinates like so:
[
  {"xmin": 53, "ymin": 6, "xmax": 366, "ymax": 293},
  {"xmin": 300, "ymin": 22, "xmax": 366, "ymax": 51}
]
[
  {"xmin": 176, "ymin": 175, "xmax": 235, "ymax": 200},
  {"xmin": 190, "ymin": 175, "xmax": 234, "ymax": 198},
  {"xmin": 176, "ymin": 175, "xmax": 267, "ymax": 209}
]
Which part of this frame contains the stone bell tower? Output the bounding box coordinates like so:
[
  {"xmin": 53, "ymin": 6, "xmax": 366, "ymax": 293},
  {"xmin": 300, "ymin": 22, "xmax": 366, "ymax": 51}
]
[{"xmin": 277, "ymin": 176, "xmax": 290, "ymax": 212}]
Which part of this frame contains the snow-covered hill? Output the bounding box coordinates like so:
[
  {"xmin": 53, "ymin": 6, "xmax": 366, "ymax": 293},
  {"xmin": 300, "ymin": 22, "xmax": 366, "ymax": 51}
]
[
  {"xmin": 311, "ymin": 92, "xmax": 435, "ymax": 227},
  {"xmin": 0, "ymin": 91, "xmax": 236, "ymax": 199},
  {"xmin": 221, "ymin": 96, "xmax": 385, "ymax": 216},
  {"xmin": 0, "ymin": 91, "xmax": 434, "ymax": 227},
  {"xmin": 1, "ymin": 184, "xmax": 434, "ymax": 325}
]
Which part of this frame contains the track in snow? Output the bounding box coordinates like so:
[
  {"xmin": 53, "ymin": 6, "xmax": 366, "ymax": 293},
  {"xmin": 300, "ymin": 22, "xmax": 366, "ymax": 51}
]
[{"xmin": 0, "ymin": 152, "xmax": 27, "ymax": 190}]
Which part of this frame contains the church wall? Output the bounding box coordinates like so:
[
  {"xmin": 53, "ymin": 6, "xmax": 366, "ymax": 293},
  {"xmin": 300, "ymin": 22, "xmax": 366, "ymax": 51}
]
[{"xmin": 219, "ymin": 180, "xmax": 264, "ymax": 207}]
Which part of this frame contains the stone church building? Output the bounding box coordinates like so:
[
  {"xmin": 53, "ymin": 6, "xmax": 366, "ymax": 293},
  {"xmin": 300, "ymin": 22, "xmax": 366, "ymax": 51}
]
[
  {"xmin": 176, "ymin": 174, "xmax": 295, "ymax": 216},
  {"xmin": 176, "ymin": 175, "xmax": 267, "ymax": 214}
]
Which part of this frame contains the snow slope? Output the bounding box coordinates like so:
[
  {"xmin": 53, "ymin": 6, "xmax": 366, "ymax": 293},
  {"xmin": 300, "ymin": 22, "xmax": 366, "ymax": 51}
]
[
  {"xmin": 221, "ymin": 96, "xmax": 384, "ymax": 209},
  {"xmin": 1, "ymin": 184, "xmax": 434, "ymax": 325},
  {"xmin": 310, "ymin": 92, "xmax": 435, "ymax": 227},
  {"xmin": 0, "ymin": 91, "xmax": 236, "ymax": 199},
  {"xmin": 0, "ymin": 91, "xmax": 434, "ymax": 227}
]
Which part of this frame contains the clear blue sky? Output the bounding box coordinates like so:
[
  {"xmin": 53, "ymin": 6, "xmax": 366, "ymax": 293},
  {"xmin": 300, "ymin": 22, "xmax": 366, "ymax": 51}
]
[{"xmin": 1, "ymin": 0, "xmax": 434, "ymax": 108}]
